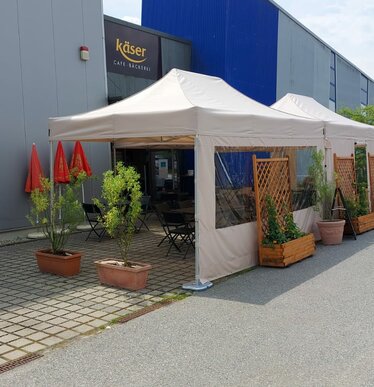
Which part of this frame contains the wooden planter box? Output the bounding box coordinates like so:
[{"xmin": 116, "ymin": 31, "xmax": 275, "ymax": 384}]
[
  {"xmin": 344, "ymin": 212, "xmax": 374, "ymax": 235},
  {"xmin": 259, "ymin": 233, "xmax": 315, "ymax": 268}
]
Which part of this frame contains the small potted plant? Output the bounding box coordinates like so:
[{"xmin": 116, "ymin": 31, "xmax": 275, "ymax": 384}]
[
  {"xmin": 308, "ymin": 149, "xmax": 345, "ymax": 245},
  {"xmin": 94, "ymin": 162, "xmax": 151, "ymax": 290},
  {"xmin": 260, "ymin": 195, "xmax": 315, "ymax": 267},
  {"xmin": 28, "ymin": 173, "xmax": 87, "ymax": 276}
]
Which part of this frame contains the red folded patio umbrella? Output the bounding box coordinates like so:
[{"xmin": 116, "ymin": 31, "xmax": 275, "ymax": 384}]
[
  {"xmin": 25, "ymin": 143, "xmax": 44, "ymax": 192},
  {"xmin": 54, "ymin": 141, "xmax": 70, "ymax": 184},
  {"xmin": 70, "ymin": 141, "xmax": 92, "ymax": 177},
  {"xmin": 70, "ymin": 141, "xmax": 92, "ymax": 204}
]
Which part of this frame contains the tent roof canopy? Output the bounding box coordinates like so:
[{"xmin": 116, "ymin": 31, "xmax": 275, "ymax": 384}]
[
  {"xmin": 49, "ymin": 69, "xmax": 323, "ymax": 143},
  {"xmin": 272, "ymin": 93, "xmax": 374, "ymax": 140}
]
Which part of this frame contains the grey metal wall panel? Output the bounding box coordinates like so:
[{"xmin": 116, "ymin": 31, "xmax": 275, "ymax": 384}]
[
  {"xmin": 277, "ymin": 12, "xmax": 330, "ymax": 107},
  {"xmin": 368, "ymin": 80, "xmax": 374, "ymax": 105},
  {"xmin": 336, "ymin": 57, "xmax": 360, "ymax": 110},
  {"xmin": 161, "ymin": 38, "xmax": 191, "ymax": 75},
  {"xmin": 0, "ymin": 0, "xmax": 107, "ymax": 231},
  {"xmin": 0, "ymin": 1, "xmax": 29, "ymax": 229}
]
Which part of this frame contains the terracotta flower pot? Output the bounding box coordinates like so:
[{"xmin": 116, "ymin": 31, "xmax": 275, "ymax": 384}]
[
  {"xmin": 95, "ymin": 260, "xmax": 152, "ymax": 290},
  {"xmin": 35, "ymin": 249, "xmax": 82, "ymax": 276},
  {"xmin": 316, "ymin": 219, "xmax": 345, "ymax": 245}
]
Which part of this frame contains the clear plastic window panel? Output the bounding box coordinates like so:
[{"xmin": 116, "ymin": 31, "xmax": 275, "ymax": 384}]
[{"xmin": 215, "ymin": 146, "xmax": 316, "ymax": 229}]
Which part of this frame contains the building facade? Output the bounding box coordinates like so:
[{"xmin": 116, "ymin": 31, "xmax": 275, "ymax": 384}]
[
  {"xmin": 0, "ymin": 1, "xmax": 191, "ymax": 232},
  {"xmin": 0, "ymin": 0, "xmax": 110, "ymax": 231},
  {"xmin": 142, "ymin": 0, "xmax": 374, "ymax": 110}
]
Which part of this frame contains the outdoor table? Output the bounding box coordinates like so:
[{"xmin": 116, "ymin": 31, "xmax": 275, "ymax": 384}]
[{"xmin": 170, "ymin": 207, "xmax": 195, "ymax": 215}]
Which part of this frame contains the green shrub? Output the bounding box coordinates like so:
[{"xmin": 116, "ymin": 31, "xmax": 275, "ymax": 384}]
[{"xmin": 94, "ymin": 162, "xmax": 142, "ymax": 267}]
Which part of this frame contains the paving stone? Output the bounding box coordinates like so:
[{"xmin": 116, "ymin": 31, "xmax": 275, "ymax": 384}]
[
  {"xmin": 24, "ymin": 311, "xmax": 44, "ymax": 318},
  {"xmin": 60, "ymin": 320, "xmax": 81, "ymax": 329},
  {"xmin": 2, "ymin": 350, "xmax": 27, "ymax": 361},
  {"xmin": 0, "ymin": 321, "xmax": 12, "ymax": 329},
  {"xmin": 56, "ymin": 330, "xmax": 80, "ymax": 340},
  {"xmin": 36, "ymin": 314, "xmax": 55, "ymax": 322},
  {"xmin": 23, "ymin": 343, "xmax": 46, "ymax": 353},
  {"xmin": 74, "ymin": 315, "xmax": 93, "ymax": 324},
  {"xmin": 62, "ymin": 312, "xmax": 81, "ymax": 320},
  {"xmin": 19, "ymin": 319, "xmax": 40, "ymax": 327},
  {"xmin": 15, "ymin": 328, "xmax": 36, "ymax": 337},
  {"xmin": 8, "ymin": 315, "xmax": 29, "ymax": 324},
  {"xmin": 32, "ymin": 322, "xmax": 52, "ymax": 331},
  {"xmin": 26, "ymin": 332, "xmax": 49, "ymax": 341},
  {"xmin": 8, "ymin": 338, "xmax": 33, "ymax": 348},
  {"xmin": 87, "ymin": 319, "xmax": 107, "ymax": 328},
  {"xmin": 88, "ymin": 311, "xmax": 108, "ymax": 318},
  {"xmin": 0, "ymin": 334, "xmax": 19, "ymax": 344},
  {"xmin": 72, "ymin": 324, "xmax": 93, "ymax": 334},
  {"xmin": 0, "ymin": 344, "xmax": 13, "ymax": 355},
  {"xmin": 65, "ymin": 305, "xmax": 82, "ymax": 312},
  {"xmin": 39, "ymin": 336, "xmax": 63, "ymax": 347},
  {"xmin": 2, "ymin": 324, "xmax": 24, "ymax": 333},
  {"xmin": 0, "ymin": 358, "xmax": 8, "ymax": 365},
  {"xmin": 48, "ymin": 317, "xmax": 67, "ymax": 325},
  {"xmin": 44, "ymin": 326, "xmax": 65, "ymax": 335}
]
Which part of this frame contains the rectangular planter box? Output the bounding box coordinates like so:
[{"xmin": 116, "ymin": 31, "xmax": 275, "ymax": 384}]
[
  {"xmin": 259, "ymin": 233, "xmax": 315, "ymax": 268},
  {"xmin": 344, "ymin": 212, "xmax": 374, "ymax": 235}
]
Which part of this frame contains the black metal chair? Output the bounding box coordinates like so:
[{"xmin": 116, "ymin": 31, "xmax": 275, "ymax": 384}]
[
  {"xmin": 162, "ymin": 211, "xmax": 195, "ymax": 258},
  {"xmin": 135, "ymin": 195, "xmax": 151, "ymax": 232},
  {"xmin": 82, "ymin": 203, "xmax": 106, "ymax": 241}
]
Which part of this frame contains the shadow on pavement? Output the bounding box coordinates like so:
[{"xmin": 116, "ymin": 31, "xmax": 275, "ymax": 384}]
[{"xmin": 198, "ymin": 231, "xmax": 374, "ymax": 305}]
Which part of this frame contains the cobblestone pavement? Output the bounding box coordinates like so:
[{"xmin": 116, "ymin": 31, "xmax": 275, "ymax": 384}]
[{"xmin": 0, "ymin": 222, "xmax": 194, "ymax": 365}]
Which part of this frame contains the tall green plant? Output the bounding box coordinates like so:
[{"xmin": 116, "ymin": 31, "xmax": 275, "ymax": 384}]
[
  {"xmin": 28, "ymin": 173, "xmax": 87, "ymax": 254},
  {"xmin": 308, "ymin": 149, "xmax": 335, "ymax": 220},
  {"xmin": 95, "ymin": 162, "xmax": 142, "ymax": 267}
]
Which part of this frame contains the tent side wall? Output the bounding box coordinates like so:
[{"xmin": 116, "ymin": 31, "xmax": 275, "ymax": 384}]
[{"xmin": 197, "ymin": 135, "xmax": 325, "ymax": 282}]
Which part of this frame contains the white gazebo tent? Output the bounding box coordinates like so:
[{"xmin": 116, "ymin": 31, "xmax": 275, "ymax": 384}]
[
  {"xmin": 49, "ymin": 69, "xmax": 325, "ymax": 287},
  {"xmin": 272, "ymin": 93, "xmax": 374, "ymax": 180}
]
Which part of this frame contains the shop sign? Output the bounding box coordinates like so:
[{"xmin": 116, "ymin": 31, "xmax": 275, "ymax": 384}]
[{"xmin": 105, "ymin": 20, "xmax": 160, "ymax": 80}]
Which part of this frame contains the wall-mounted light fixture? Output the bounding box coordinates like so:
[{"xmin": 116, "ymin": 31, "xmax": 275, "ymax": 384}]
[{"xmin": 80, "ymin": 46, "xmax": 89, "ymax": 61}]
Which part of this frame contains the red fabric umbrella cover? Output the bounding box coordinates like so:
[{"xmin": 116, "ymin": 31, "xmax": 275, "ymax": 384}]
[
  {"xmin": 70, "ymin": 141, "xmax": 92, "ymax": 177},
  {"xmin": 54, "ymin": 141, "xmax": 70, "ymax": 183},
  {"xmin": 25, "ymin": 143, "xmax": 45, "ymax": 192}
]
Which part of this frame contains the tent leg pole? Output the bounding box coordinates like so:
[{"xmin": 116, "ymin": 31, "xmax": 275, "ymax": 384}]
[{"xmin": 182, "ymin": 135, "xmax": 213, "ymax": 292}]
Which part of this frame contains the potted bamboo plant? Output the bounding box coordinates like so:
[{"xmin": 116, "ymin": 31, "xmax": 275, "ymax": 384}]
[
  {"xmin": 308, "ymin": 149, "xmax": 345, "ymax": 245},
  {"xmin": 94, "ymin": 162, "xmax": 151, "ymax": 290},
  {"xmin": 28, "ymin": 173, "xmax": 87, "ymax": 276}
]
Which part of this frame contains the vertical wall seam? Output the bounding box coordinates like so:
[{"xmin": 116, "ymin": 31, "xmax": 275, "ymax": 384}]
[
  {"xmin": 16, "ymin": 0, "xmax": 27, "ymax": 152},
  {"xmin": 81, "ymin": 0, "xmax": 89, "ymax": 111},
  {"xmin": 50, "ymin": 0, "xmax": 60, "ymax": 116}
]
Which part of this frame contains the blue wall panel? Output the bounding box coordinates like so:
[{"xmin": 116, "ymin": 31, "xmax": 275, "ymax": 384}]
[{"xmin": 142, "ymin": 0, "xmax": 278, "ymax": 105}]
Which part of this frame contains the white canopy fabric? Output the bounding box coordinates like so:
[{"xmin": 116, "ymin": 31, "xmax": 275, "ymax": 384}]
[
  {"xmin": 48, "ymin": 69, "xmax": 325, "ymax": 283},
  {"xmin": 272, "ymin": 93, "xmax": 374, "ymax": 141},
  {"xmin": 49, "ymin": 69, "xmax": 323, "ymax": 142}
]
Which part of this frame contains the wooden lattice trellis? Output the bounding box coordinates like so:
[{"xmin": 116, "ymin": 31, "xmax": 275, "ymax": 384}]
[
  {"xmin": 252, "ymin": 155, "xmax": 291, "ymax": 248},
  {"xmin": 368, "ymin": 153, "xmax": 374, "ymax": 212},
  {"xmin": 334, "ymin": 154, "xmax": 356, "ymax": 201}
]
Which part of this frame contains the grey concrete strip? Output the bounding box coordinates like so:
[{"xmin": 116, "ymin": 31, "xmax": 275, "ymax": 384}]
[{"xmin": 1, "ymin": 233, "xmax": 374, "ymax": 386}]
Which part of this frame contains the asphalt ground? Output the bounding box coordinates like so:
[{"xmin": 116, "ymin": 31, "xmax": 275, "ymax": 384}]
[{"xmin": 1, "ymin": 232, "xmax": 373, "ymax": 386}]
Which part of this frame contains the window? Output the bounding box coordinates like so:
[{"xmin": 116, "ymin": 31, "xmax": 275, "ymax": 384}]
[{"xmin": 214, "ymin": 146, "xmax": 316, "ymax": 229}]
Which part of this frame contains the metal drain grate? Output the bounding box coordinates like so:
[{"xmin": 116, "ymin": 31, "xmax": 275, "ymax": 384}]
[
  {"xmin": 117, "ymin": 298, "xmax": 174, "ymax": 324},
  {"xmin": 0, "ymin": 353, "xmax": 43, "ymax": 374}
]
